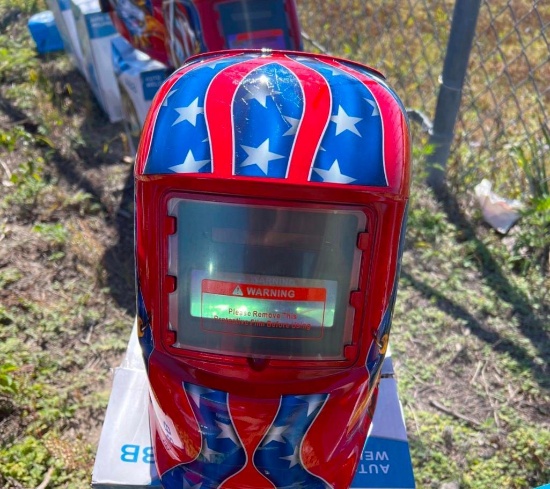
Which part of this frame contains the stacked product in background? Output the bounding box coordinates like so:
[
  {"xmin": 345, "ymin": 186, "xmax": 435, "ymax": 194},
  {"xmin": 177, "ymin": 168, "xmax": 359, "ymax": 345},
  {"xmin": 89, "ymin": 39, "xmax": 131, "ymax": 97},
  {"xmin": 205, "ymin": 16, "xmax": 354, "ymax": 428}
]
[
  {"xmin": 101, "ymin": 0, "xmax": 170, "ymax": 66},
  {"xmin": 102, "ymin": 0, "xmax": 303, "ymax": 69},
  {"xmin": 46, "ymin": 0, "xmax": 303, "ymax": 128},
  {"xmin": 70, "ymin": 0, "xmax": 123, "ymax": 122},
  {"xmin": 111, "ymin": 36, "xmax": 170, "ymax": 153},
  {"xmin": 46, "ymin": 0, "xmax": 87, "ymax": 77}
]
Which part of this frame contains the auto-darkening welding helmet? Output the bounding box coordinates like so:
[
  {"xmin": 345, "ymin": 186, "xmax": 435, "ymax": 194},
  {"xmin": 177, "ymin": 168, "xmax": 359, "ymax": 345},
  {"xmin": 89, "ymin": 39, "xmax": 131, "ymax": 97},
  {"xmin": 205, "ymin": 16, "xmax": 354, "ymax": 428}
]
[
  {"xmin": 101, "ymin": 0, "xmax": 171, "ymax": 65},
  {"xmin": 134, "ymin": 49, "xmax": 410, "ymax": 489},
  {"xmin": 159, "ymin": 0, "xmax": 303, "ymax": 68},
  {"xmin": 102, "ymin": 0, "xmax": 302, "ymax": 69}
]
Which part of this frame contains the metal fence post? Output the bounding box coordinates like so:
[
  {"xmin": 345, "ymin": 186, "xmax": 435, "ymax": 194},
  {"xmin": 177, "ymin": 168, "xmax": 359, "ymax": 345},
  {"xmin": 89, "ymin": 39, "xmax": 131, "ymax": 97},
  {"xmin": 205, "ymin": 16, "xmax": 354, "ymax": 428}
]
[{"xmin": 427, "ymin": 0, "xmax": 482, "ymax": 191}]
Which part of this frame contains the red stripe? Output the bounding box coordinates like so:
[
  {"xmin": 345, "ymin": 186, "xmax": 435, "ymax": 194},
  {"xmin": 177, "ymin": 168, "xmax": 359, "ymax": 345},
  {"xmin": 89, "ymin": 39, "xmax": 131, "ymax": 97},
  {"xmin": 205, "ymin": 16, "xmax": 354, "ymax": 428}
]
[
  {"xmin": 220, "ymin": 396, "xmax": 279, "ymax": 489},
  {"xmin": 279, "ymin": 56, "xmax": 332, "ymax": 182},
  {"xmin": 204, "ymin": 57, "xmax": 278, "ymax": 178}
]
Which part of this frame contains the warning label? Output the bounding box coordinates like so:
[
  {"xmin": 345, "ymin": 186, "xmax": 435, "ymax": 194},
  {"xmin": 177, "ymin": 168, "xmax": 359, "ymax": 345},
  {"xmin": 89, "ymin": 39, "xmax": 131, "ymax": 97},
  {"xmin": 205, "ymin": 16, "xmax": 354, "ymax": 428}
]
[
  {"xmin": 189, "ymin": 270, "xmax": 337, "ymax": 335},
  {"xmin": 202, "ymin": 280, "xmax": 326, "ymax": 302},
  {"xmin": 198, "ymin": 278, "xmax": 328, "ymax": 334}
]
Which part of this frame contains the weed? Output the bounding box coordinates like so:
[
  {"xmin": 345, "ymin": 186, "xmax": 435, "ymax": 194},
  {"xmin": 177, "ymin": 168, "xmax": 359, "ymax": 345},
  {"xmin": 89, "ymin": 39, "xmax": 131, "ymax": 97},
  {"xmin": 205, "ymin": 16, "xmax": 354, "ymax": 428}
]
[
  {"xmin": 4, "ymin": 159, "xmax": 48, "ymax": 219},
  {"xmin": 63, "ymin": 191, "xmax": 102, "ymax": 216},
  {"xmin": 32, "ymin": 222, "xmax": 68, "ymax": 245},
  {"xmin": 1, "ymin": 1, "xmax": 549, "ymax": 488},
  {"xmin": 0, "ymin": 363, "xmax": 18, "ymax": 396},
  {"xmin": 0, "ymin": 125, "xmax": 34, "ymax": 152},
  {"xmin": 509, "ymin": 122, "xmax": 550, "ymax": 273},
  {"xmin": 0, "ymin": 0, "xmax": 44, "ymax": 15},
  {"xmin": 0, "ymin": 268, "xmax": 22, "ymax": 289},
  {"xmin": 0, "ymin": 37, "xmax": 38, "ymax": 84},
  {"xmin": 0, "ymin": 436, "xmax": 52, "ymax": 487}
]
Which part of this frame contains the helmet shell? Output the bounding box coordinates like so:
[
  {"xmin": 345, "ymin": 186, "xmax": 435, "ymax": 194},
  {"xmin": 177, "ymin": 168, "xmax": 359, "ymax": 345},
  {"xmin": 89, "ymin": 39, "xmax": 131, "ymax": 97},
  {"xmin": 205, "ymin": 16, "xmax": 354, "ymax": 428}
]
[{"xmin": 135, "ymin": 49, "xmax": 410, "ymax": 489}]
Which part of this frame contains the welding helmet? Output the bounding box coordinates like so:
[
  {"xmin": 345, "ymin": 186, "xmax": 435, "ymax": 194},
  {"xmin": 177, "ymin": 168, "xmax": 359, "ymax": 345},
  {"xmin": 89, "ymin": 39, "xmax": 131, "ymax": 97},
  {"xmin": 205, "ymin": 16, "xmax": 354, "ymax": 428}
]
[
  {"xmin": 135, "ymin": 49, "xmax": 410, "ymax": 489},
  {"xmin": 160, "ymin": 0, "xmax": 303, "ymax": 68},
  {"xmin": 104, "ymin": 0, "xmax": 302, "ymax": 69},
  {"xmin": 101, "ymin": 0, "xmax": 171, "ymax": 65}
]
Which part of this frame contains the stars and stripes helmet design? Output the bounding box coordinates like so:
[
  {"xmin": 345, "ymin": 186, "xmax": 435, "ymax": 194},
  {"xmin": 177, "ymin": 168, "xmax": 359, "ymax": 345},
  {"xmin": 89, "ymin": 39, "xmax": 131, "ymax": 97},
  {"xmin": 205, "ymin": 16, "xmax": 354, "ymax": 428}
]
[
  {"xmin": 140, "ymin": 50, "xmax": 402, "ymax": 185},
  {"xmin": 135, "ymin": 49, "xmax": 410, "ymax": 489}
]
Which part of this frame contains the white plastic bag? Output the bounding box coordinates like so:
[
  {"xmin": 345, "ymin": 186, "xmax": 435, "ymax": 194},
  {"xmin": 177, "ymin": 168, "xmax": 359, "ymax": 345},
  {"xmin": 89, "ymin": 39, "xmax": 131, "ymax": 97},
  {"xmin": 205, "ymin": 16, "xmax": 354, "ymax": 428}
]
[{"xmin": 474, "ymin": 179, "xmax": 523, "ymax": 234}]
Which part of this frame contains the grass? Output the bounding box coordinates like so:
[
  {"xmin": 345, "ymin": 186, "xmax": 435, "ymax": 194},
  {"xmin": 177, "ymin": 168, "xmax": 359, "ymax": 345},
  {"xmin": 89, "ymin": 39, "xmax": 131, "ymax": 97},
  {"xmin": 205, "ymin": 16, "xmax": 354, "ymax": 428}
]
[
  {"xmin": 0, "ymin": 0, "xmax": 549, "ymax": 488},
  {"xmin": 298, "ymin": 0, "xmax": 550, "ymax": 209}
]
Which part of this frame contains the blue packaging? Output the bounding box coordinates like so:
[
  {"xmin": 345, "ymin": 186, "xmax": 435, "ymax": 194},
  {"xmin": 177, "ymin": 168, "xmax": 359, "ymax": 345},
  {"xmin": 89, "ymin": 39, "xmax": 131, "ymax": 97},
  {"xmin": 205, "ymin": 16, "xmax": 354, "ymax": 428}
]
[{"xmin": 27, "ymin": 10, "xmax": 65, "ymax": 54}]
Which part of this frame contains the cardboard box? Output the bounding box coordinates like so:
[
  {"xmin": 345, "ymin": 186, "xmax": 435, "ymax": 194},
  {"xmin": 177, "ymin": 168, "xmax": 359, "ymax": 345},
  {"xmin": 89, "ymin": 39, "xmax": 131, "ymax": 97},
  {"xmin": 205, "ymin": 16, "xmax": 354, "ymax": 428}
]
[
  {"xmin": 111, "ymin": 37, "xmax": 169, "ymax": 153},
  {"xmin": 92, "ymin": 323, "xmax": 161, "ymax": 488},
  {"xmin": 350, "ymin": 356, "xmax": 416, "ymax": 489},
  {"xmin": 71, "ymin": 0, "xmax": 123, "ymax": 122},
  {"xmin": 46, "ymin": 0, "xmax": 87, "ymax": 76},
  {"xmin": 92, "ymin": 325, "xmax": 415, "ymax": 488}
]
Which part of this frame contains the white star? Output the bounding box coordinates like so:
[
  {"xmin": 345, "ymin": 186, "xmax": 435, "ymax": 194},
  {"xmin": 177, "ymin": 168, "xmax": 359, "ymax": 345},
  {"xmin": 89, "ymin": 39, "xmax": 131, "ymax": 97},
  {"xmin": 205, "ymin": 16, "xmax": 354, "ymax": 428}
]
[
  {"xmin": 365, "ymin": 98, "xmax": 380, "ymax": 116},
  {"xmin": 173, "ymin": 98, "xmax": 204, "ymax": 126},
  {"xmin": 202, "ymin": 441, "xmax": 223, "ymax": 462},
  {"xmin": 262, "ymin": 424, "xmax": 289, "ymax": 445},
  {"xmin": 283, "ymin": 116, "xmax": 300, "ymax": 136},
  {"xmin": 313, "ymin": 160, "xmax": 356, "ymax": 184},
  {"xmin": 295, "ymin": 394, "xmax": 326, "ymax": 416},
  {"xmin": 169, "ymin": 150, "xmax": 209, "ymax": 173},
  {"xmin": 162, "ymin": 89, "xmax": 177, "ymax": 107},
  {"xmin": 240, "ymin": 139, "xmax": 284, "ymax": 174},
  {"xmin": 280, "ymin": 445, "xmax": 301, "ymax": 468},
  {"xmin": 244, "ymin": 76, "xmax": 281, "ymax": 108},
  {"xmin": 331, "ymin": 105, "xmax": 362, "ymax": 136},
  {"xmin": 216, "ymin": 420, "xmax": 239, "ymax": 445},
  {"xmin": 182, "ymin": 480, "xmax": 202, "ymax": 489}
]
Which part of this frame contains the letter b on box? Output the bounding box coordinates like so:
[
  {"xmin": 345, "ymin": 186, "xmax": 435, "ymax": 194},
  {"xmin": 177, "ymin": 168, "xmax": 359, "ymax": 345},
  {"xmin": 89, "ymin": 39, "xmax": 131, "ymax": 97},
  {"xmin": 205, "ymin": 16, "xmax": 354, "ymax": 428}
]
[{"xmin": 121, "ymin": 444, "xmax": 155, "ymax": 464}]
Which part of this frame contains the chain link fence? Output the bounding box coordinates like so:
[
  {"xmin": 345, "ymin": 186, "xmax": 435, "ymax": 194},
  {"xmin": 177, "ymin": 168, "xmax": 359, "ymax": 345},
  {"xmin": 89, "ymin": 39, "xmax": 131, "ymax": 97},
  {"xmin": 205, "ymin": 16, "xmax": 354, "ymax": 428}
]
[{"xmin": 297, "ymin": 0, "xmax": 550, "ymax": 196}]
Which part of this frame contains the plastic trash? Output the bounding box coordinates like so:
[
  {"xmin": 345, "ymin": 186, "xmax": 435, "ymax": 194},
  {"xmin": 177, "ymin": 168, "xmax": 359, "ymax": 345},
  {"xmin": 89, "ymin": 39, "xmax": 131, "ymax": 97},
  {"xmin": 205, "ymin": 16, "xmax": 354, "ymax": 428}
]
[{"xmin": 474, "ymin": 179, "xmax": 523, "ymax": 234}]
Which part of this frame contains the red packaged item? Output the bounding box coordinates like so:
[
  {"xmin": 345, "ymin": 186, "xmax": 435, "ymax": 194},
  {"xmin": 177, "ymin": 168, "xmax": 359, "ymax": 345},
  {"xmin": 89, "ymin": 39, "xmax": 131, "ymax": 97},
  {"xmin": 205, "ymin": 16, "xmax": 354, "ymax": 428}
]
[
  {"xmin": 102, "ymin": 0, "xmax": 170, "ymax": 65},
  {"xmin": 105, "ymin": 0, "xmax": 302, "ymax": 68}
]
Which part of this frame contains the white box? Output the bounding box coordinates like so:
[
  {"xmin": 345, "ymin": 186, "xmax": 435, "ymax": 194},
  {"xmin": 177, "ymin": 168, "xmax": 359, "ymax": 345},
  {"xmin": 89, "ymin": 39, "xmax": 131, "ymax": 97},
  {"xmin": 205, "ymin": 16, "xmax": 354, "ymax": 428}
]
[
  {"xmin": 350, "ymin": 356, "xmax": 416, "ymax": 489},
  {"xmin": 111, "ymin": 37, "xmax": 169, "ymax": 153},
  {"xmin": 71, "ymin": 0, "xmax": 123, "ymax": 122},
  {"xmin": 46, "ymin": 0, "xmax": 87, "ymax": 77},
  {"xmin": 92, "ymin": 327, "xmax": 415, "ymax": 489}
]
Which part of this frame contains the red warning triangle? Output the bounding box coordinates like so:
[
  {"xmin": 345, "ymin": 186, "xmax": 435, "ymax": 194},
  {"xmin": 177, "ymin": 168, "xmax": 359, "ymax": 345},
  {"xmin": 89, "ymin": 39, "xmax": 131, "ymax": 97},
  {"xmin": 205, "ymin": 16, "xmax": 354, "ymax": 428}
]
[{"xmin": 232, "ymin": 285, "xmax": 244, "ymax": 296}]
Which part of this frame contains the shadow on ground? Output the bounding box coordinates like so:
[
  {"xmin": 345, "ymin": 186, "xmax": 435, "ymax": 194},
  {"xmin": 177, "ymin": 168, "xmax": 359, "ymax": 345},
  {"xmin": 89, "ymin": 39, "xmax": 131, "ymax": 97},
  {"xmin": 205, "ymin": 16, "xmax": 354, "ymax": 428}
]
[
  {"xmin": 415, "ymin": 183, "xmax": 550, "ymax": 389},
  {"xmin": 1, "ymin": 65, "xmax": 136, "ymax": 314}
]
